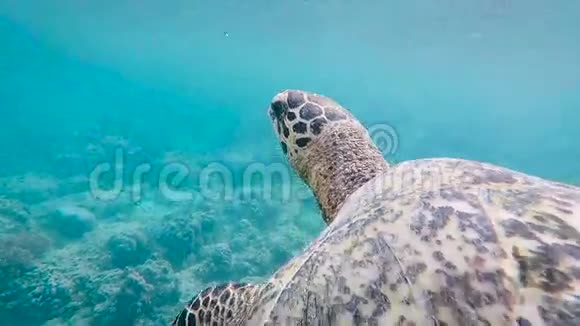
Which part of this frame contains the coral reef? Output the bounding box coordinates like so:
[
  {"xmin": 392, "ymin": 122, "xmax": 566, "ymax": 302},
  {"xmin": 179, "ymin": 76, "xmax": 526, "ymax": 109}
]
[
  {"xmin": 106, "ymin": 230, "xmax": 151, "ymax": 268},
  {"xmin": 0, "ymin": 196, "xmax": 31, "ymax": 233},
  {"xmin": 92, "ymin": 258, "xmax": 180, "ymax": 325},
  {"xmin": 0, "ymin": 264, "xmax": 76, "ymax": 325},
  {"xmin": 0, "ymin": 147, "xmax": 322, "ymax": 325},
  {"xmin": 0, "ymin": 232, "xmax": 51, "ymax": 290},
  {"xmin": 42, "ymin": 205, "xmax": 97, "ymax": 240},
  {"xmin": 151, "ymin": 211, "xmax": 203, "ymax": 268}
]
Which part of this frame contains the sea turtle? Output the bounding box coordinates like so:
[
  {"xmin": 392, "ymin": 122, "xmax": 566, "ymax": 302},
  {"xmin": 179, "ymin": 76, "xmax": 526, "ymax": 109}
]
[{"xmin": 172, "ymin": 89, "xmax": 580, "ymax": 325}]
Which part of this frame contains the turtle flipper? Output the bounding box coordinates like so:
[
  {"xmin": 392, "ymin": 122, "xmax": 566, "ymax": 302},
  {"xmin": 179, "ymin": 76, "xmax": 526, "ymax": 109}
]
[{"xmin": 172, "ymin": 282, "xmax": 260, "ymax": 326}]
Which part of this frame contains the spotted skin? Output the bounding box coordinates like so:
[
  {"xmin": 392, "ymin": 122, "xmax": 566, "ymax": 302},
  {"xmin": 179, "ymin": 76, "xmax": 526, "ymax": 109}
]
[
  {"xmin": 236, "ymin": 159, "xmax": 580, "ymax": 326},
  {"xmin": 172, "ymin": 90, "xmax": 580, "ymax": 325}
]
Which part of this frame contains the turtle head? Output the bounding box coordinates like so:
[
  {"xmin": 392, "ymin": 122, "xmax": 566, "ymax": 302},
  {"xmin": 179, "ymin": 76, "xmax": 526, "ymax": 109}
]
[
  {"xmin": 268, "ymin": 89, "xmax": 352, "ymax": 161},
  {"xmin": 268, "ymin": 89, "xmax": 388, "ymax": 223}
]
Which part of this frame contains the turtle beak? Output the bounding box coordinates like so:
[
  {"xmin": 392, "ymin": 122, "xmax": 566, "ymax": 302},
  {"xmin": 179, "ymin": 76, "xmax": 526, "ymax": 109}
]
[
  {"xmin": 270, "ymin": 100, "xmax": 286, "ymax": 120},
  {"xmin": 269, "ymin": 92, "xmax": 288, "ymax": 121},
  {"xmin": 268, "ymin": 106, "xmax": 276, "ymax": 122}
]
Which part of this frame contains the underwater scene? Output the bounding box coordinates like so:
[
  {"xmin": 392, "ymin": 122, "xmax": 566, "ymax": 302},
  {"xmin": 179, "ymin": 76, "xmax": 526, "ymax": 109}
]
[{"xmin": 1, "ymin": 0, "xmax": 579, "ymax": 325}]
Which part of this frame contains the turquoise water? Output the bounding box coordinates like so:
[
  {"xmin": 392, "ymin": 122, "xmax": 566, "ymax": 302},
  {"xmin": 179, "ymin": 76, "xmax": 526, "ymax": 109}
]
[{"xmin": 1, "ymin": 1, "xmax": 579, "ymax": 325}]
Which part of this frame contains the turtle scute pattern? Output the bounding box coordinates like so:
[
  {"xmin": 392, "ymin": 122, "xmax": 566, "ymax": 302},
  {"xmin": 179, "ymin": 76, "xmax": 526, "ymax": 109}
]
[
  {"xmin": 268, "ymin": 89, "xmax": 350, "ymax": 158},
  {"xmin": 171, "ymin": 282, "xmax": 262, "ymax": 326},
  {"xmin": 260, "ymin": 158, "xmax": 580, "ymax": 326}
]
